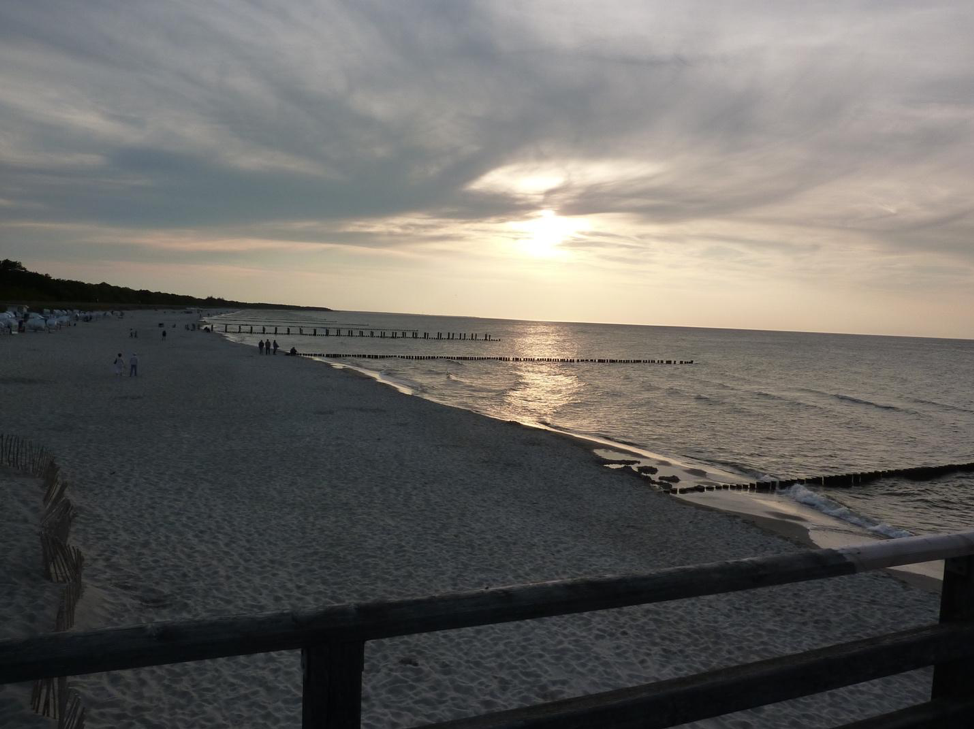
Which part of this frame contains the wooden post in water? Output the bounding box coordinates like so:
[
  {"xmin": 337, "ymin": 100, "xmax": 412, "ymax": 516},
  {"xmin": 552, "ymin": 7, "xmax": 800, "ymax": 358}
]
[
  {"xmin": 249, "ymin": 326, "xmax": 253, "ymax": 333},
  {"xmin": 932, "ymin": 555, "xmax": 974, "ymax": 698},
  {"xmin": 275, "ymin": 327, "xmax": 278, "ymax": 335},
  {"xmin": 302, "ymin": 641, "xmax": 365, "ymax": 729}
]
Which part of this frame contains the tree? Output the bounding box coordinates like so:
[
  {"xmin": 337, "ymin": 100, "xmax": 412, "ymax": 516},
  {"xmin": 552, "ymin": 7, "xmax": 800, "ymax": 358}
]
[{"xmin": 0, "ymin": 259, "xmax": 27, "ymax": 273}]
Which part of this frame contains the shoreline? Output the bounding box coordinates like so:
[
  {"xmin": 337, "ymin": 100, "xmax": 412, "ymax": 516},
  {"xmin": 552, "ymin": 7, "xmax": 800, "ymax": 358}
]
[
  {"xmin": 270, "ymin": 335, "xmax": 944, "ymax": 593},
  {"xmin": 1, "ymin": 310, "xmax": 941, "ymax": 728}
]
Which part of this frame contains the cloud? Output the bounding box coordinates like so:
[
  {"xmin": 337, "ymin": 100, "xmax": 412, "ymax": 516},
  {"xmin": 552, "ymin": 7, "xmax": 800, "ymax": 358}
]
[{"xmin": 1, "ymin": 0, "xmax": 973, "ymax": 331}]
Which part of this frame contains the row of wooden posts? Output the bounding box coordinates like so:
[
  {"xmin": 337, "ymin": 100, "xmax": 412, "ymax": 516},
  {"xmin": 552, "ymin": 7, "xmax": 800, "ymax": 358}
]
[
  {"xmin": 300, "ymin": 353, "xmax": 695, "ymax": 364},
  {"xmin": 646, "ymin": 461, "xmax": 974, "ymax": 494},
  {"xmin": 219, "ymin": 323, "xmax": 496, "ymax": 340},
  {"xmin": 0, "ymin": 434, "xmax": 86, "ymax": 729}
]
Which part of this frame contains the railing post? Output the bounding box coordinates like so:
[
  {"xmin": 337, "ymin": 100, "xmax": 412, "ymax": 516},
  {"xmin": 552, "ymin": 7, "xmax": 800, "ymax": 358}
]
[
  {"xmin": 302, "ymin": 641, "xmax": 365, "ymax": 728},
  {"xmin": 932, "ymin": 555, "xmax": 974, "ymax": 698}
]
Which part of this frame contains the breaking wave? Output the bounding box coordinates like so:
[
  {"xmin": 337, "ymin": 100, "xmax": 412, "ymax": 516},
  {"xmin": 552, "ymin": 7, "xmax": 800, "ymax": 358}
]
[{"xmin": 783, "ymin": 484, "xmax": 913, "ymax": 539}]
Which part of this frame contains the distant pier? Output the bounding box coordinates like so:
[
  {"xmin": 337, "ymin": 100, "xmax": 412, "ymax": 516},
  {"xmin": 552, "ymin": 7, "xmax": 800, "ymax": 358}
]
[{"xmin": 212, "ymin": 322, "xmax": 496, "ymax": 340}]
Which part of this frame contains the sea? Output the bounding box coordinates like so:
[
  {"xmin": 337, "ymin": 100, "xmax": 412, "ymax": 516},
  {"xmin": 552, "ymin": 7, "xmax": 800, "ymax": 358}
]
[{"xmin": 213, "ymin": 310, "xmax": 974, "ymax": 540}]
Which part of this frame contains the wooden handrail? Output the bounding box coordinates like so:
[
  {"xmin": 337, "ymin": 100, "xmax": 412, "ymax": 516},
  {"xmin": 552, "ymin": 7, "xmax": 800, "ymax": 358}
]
[
  {"xmin": 2, "ymin": 532, "xmax": 971, "ymax": 684},
  {"xmin": 3, "ymin": 531, "xmax": 974, "ymax": 728},
  {"xmin": 419, "ymin": 623, "xmax": 974, "ymax": 729}
]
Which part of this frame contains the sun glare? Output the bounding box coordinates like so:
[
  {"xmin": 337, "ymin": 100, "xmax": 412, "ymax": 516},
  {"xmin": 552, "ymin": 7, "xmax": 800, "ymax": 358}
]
[{"xmin": 513, "ymin": 210, "xmax": 582, "ymax": 258}]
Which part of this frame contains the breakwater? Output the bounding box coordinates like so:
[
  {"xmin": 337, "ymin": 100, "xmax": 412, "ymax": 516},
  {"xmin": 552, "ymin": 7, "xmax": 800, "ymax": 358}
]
[
  {"xmin": 660, "ymin": 462, "xmax": 974, "ymax": 494},
  {"xmin": 298, "ymin": 353, "xmax": 695, "ymax": 364}
]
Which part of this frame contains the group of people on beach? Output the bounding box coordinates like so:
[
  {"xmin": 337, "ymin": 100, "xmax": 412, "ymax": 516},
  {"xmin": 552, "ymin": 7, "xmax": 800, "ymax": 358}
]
[
  {"xmin": 258, "ymin": 339, "xmax": 279, "ymax": 355},
  {"xmin": 113, "ymin": 352, "xmax": 138, "ymax": 377}
]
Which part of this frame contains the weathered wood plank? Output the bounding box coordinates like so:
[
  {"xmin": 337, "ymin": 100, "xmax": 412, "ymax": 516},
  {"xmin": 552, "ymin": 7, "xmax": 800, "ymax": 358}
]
[
  {"xmin": 4, "ymin": 531, "xmax": 974, "ymax": 684},
  {"xmin": 419, "ymin": 623, "xmax": 974, "ymax": 729},
  {"xmin": 302, "ymin": 641, "xmax": 365, "ymax": 729}
]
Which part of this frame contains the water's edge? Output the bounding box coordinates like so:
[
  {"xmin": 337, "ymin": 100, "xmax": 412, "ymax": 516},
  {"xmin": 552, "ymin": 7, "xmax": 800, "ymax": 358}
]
[{"xmin": 219, "ymin": 323, "xmax": 940, "ymax": 591}]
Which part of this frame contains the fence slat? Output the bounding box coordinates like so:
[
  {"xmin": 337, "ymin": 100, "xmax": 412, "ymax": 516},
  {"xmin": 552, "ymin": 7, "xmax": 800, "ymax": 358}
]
[
  {"xmin": 419, "ymin": 623, "xmax": 974, "ymax": 729},
  {"xmin": 302, "ymin": 641, "xmax": 365, "ymax": 729}
]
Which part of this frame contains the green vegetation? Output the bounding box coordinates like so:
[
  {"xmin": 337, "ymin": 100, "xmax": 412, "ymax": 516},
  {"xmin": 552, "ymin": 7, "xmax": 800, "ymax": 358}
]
[{"xmin": 0, "ymin": 260, "xmax": 330, "ymax": 310}]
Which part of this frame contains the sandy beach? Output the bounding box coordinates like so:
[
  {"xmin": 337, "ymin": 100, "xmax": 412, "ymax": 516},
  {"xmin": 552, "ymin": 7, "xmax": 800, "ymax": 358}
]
[{"xmin": 1, "ymin": 311, "xmax": 941, "ymax": 728}]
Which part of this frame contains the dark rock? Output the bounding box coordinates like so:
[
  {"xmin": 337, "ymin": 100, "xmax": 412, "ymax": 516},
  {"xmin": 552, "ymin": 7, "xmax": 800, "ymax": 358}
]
[
  {"xmin": 637, "ymin": 465, "xmax": 659, "ymax": 475},
  {"xmin": 658, "ymin": 475, "xmax": 681, "ymax": 483}
]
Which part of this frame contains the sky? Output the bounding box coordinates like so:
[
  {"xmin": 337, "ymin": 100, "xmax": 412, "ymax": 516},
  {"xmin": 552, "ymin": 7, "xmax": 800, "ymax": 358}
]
[{"xmin": 1, "ymin": 1, "xmax": 973, "ymax": 338}]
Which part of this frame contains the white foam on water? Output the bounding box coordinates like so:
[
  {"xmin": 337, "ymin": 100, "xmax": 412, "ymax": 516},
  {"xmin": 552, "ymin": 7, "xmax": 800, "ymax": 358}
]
[
  {"xmin": 783, "ymin": 483, "xmax": 913, "ymax": 539},
  {"xmin": 315, "ymin": 357, "xmax": 419, "ymax": 396}
]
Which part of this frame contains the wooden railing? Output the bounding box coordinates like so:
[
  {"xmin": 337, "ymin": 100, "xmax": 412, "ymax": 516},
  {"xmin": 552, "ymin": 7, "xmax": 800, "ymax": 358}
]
[{"xmin": 2, "ymin": 532, "xmax": 974, "ymax": 728}]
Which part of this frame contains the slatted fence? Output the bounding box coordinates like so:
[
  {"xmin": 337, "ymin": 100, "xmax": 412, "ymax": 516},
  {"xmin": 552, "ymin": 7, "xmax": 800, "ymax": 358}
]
[{"xmin": 0, "ymin": 434, "xmax": 86, "ymax": 728}]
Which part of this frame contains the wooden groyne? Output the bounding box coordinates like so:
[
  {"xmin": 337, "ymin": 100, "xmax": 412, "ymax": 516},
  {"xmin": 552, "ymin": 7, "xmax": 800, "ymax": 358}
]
[
  {"xmin": 663, "ymin": 461, "xmax": 974, "ymax": 494},
  {"xmin": 298, "ymin": 353, "xmax": 695, "ymax": 364}
]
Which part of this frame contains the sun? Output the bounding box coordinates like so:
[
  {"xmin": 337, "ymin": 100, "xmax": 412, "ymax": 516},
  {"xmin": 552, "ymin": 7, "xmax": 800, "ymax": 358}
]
[{"xmin": 513, "ymin": 210, "xmax": 581, "ymax": 258}]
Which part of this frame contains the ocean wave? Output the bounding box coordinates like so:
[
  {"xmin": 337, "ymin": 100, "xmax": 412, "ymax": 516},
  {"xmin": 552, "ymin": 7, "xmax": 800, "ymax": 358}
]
[
  {"xmin": 783, "ymin": 484, "xmax": 913, "ymax": 539},
  {"xmin": 832, "ymin": 394, "xmax": 905, "ymax": 411},
  {"xmin": 904, "ymin": 396, "xmax": 974, "ymax": 414},
  {"xmin": 696, "ymin": 457, "xmax": 759, "ymax": 480},
  {"xmin": 751, "ymin": 390, "xmax": 821, "ymax": 410}
]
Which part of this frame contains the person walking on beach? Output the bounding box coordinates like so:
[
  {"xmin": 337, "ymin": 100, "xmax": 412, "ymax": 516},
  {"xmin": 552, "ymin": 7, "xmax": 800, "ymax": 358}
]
[
  {"xmin": 113, "ymin": 352, "xmax": 124, "ymax": 377},
  {"xmin": 162, "ymin": 329, "xmax": 167, "ymax": 340},
  {"xmin": 272, "ymin": 340, "xmax": 279, "ymax": 355},
  {"xmin": 258, "ymin": 339, "xmax": 265, "ymax": 355},
  {"xmin": 264, "ymin": 338, "xmax": 271, "ymax": 354},
  {"xmin": 129, "ymin": 353, "xmax": 139, "ymax": 377}
]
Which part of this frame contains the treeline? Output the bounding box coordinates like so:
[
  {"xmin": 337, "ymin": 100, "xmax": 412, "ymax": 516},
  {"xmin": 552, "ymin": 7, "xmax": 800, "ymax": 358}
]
[{"xmin": 0, "ymin": 260, "xmax": 330, "ymax": 311}]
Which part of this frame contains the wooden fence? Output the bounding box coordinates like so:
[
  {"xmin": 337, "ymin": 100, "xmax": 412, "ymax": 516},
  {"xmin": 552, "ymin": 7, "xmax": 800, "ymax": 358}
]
[
  {"xmin": 2, "ymin": 531, "xmax": 973, "ymax": 728},
  {"xmin": 0, "ymin": 433, "xmax": 86, "ymax": 729}
]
